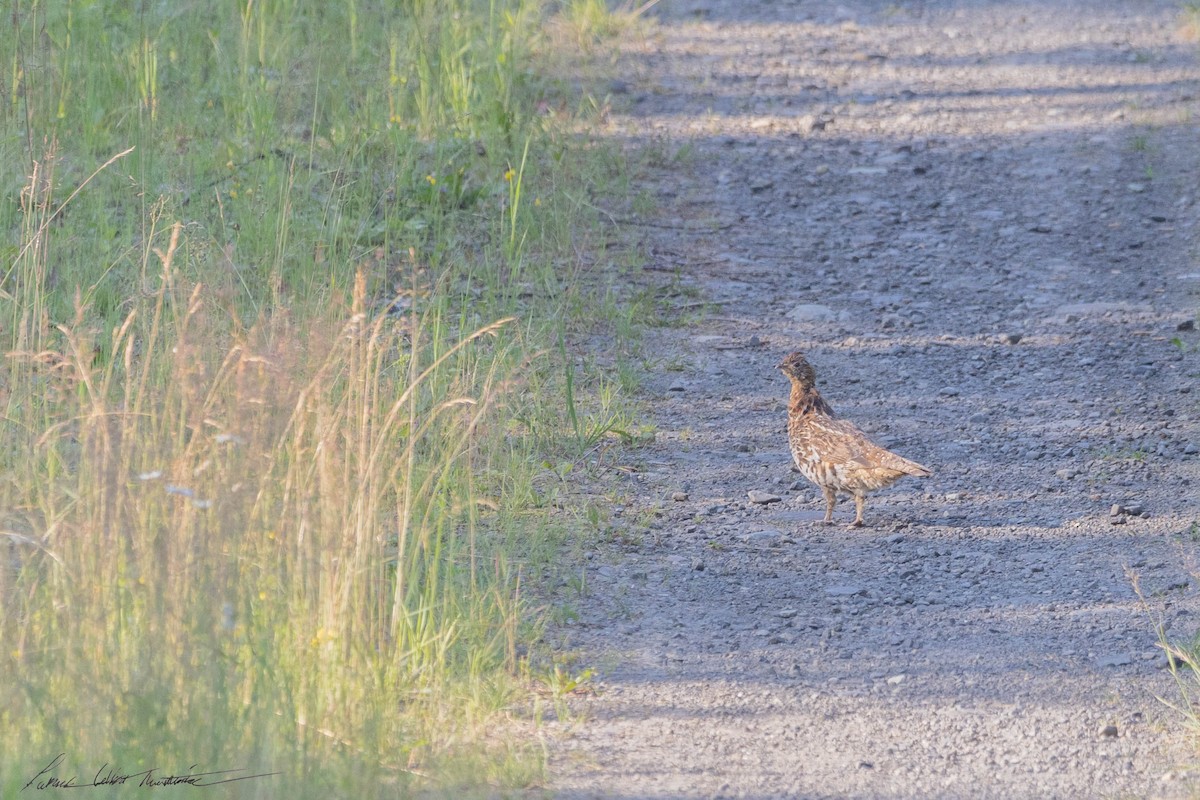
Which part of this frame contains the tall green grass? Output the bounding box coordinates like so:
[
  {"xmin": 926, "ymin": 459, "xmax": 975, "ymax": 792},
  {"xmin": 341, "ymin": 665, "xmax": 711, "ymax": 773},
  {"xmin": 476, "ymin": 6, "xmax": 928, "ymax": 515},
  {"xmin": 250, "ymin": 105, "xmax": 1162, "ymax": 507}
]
[{"xmin": 0, "ymin": 0, "xmax": 640, "ymax": 795}]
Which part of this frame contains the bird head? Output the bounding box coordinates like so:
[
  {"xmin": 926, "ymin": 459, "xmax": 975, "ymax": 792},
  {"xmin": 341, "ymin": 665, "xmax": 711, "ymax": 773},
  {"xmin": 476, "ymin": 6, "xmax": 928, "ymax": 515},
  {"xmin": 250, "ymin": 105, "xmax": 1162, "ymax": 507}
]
[{"xmin": 777, "ymin": 351, "xmax": 817, "ymax": 388}]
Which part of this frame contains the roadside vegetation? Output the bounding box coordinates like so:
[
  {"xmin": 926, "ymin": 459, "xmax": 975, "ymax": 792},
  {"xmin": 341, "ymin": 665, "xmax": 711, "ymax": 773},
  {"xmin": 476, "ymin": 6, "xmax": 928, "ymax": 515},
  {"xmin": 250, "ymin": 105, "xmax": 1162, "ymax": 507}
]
[{"xmin": 0, "ymin": 1, "xmax": 647, "ymax": 795}]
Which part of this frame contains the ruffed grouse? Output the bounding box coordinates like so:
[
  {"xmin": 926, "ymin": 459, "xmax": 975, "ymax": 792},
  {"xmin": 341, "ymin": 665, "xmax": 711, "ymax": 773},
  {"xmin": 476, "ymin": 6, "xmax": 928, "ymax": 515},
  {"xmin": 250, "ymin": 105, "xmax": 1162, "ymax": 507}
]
[{"xmin": 779, "ymin": 351, "xmax": 931, "ymax": 526}]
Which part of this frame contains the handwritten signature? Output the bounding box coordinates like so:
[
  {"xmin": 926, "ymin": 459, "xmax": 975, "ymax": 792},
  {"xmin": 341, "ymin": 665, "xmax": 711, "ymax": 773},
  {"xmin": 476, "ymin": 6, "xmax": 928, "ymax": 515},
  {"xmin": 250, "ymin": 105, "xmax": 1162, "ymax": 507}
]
[{"xmin": 23, "ymin": 754, "xmax": 279, "ymax": 791}]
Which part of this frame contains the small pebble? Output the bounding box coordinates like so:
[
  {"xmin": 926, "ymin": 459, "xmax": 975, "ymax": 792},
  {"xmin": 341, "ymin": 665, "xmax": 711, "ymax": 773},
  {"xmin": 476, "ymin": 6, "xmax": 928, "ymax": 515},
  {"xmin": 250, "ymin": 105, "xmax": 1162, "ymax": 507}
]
[
  {"xmin": 1100, "ymin": 724, "xmax": 1119, "ymax": 738},
  {"xmin": 938, "ymin": 386, "xmax": 961, "ymax": 397},
  {"xmin": 747, "ymin": 490, "xmax": 782, "ymax": 505},
  {"xmin": 969, "ymin": 412, "xmax": 988, "ymax": 424},
  {"xmin": 1178, "ymin": 319, "xmax": 1196, "ymax": 332},
  {"xmin": 1002, "ymin": 332, "xmax": 1023, "ymax": 344},
  {"xmin": 1185, "ymin": 443, "xmax": 1199, "ymax": 455},
  {"xmin": 672, "ymin": 491, "xmax": 689, "ymax": 502},
  {"xmin": 1110, "ymin": 504, "xmax": 1123, "ymax": 517},
  {"xmin": 692, "ymin": 558, "xmax": 705, "ymax": 571}
]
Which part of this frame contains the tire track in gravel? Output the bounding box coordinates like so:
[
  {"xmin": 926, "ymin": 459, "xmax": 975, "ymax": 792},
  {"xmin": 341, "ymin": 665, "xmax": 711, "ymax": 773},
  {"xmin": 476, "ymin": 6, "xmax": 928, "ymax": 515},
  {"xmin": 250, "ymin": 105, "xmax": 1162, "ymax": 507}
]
[{"xmin": 549, "ymin": 2, "xmax": 1200, "ymax": 798}]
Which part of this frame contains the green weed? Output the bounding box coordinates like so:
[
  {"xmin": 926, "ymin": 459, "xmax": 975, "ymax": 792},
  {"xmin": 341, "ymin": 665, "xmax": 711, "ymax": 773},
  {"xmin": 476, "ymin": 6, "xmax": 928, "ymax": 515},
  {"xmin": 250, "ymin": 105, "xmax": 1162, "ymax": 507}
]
[{"xmin": 0, "ymin": 0, "xmax": 646, "ymax": 796}]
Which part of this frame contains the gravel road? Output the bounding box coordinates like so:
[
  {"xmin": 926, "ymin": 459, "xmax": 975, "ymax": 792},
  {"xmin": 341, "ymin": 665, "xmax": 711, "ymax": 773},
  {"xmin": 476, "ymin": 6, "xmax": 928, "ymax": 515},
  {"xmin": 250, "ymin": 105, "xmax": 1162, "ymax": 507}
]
[{"xmin": 547, "ymin": 1, "xmax": 1200, "ymax": 797}]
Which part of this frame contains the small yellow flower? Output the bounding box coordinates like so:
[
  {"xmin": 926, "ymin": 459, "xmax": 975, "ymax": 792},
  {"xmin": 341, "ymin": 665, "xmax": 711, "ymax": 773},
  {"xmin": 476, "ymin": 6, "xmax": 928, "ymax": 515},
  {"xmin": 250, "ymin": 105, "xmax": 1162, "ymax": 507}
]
[
  {"xmin": 504, "ymin": 168, "xmax": 515, "ymax": 183},
  {"xmin": 425, "ymin": 174, "xmax": 436, "ymax": 185},
  {"xmin": 258, "ymin": 590, "xmax": 266, "ymax": 600},
  {"xmin": 534, "ymin": 197, "xmax": 541, "ymax": 206}
]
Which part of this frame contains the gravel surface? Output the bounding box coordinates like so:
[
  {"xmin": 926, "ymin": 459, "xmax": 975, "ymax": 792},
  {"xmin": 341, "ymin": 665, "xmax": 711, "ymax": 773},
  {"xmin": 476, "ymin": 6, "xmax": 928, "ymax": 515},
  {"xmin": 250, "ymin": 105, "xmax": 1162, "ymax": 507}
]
[{"xmin": 546, "ymin": 1, "xmax": 1200, "ymax": 797}]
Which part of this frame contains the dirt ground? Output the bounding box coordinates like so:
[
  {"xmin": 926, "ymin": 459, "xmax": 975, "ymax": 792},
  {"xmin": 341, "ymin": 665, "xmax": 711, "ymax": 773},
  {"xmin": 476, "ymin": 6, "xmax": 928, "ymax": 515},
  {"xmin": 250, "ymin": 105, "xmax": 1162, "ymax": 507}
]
[{"xmin": 545, "ymin": 1, "xmax": 1200, "ymax": 797}]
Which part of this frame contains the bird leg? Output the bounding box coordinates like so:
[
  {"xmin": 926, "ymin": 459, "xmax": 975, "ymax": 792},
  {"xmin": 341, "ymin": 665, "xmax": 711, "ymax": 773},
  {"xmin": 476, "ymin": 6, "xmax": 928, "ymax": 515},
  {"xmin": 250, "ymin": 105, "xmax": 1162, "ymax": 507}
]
[
  {"xmin": 852, "ymin": 493, "xmax": 865, "ymax": 528},
  {"xmin": 822, "ymin": 486, "xmax": 837, "ymax": 525}
]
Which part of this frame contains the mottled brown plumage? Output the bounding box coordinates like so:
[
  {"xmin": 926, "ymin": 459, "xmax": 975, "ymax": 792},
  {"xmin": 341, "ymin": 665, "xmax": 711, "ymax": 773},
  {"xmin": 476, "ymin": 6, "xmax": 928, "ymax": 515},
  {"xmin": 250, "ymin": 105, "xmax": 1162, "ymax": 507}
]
[{"xmin": 778, "ymin": 351, "xmax": 930, "ymax": 527}]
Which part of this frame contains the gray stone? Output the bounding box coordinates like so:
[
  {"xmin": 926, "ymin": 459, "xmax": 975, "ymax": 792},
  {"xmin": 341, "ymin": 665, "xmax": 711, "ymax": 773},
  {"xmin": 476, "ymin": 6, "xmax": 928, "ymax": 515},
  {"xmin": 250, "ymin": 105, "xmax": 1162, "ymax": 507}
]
[
  {"xmin": 826, "ymin": 585, "xmax": 865, "ymax": 597},
  {"xmin": 1100, "ymin": 724, "xmax": 1119, "ymax": 738},
  {"xmin": 787, "ymin": 304, "xmax": 839, "ymax": 322},
  {"xmin": 1096, "ymin": 653, "xmax": 1132, "ymax": 667},
  {"xmin": 748, "ymin": 490, "xmax": 782, "ymax": 505},
  {"xmin": 672, "ymin": 491, "xmax": 689, "ymax": 502}
]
